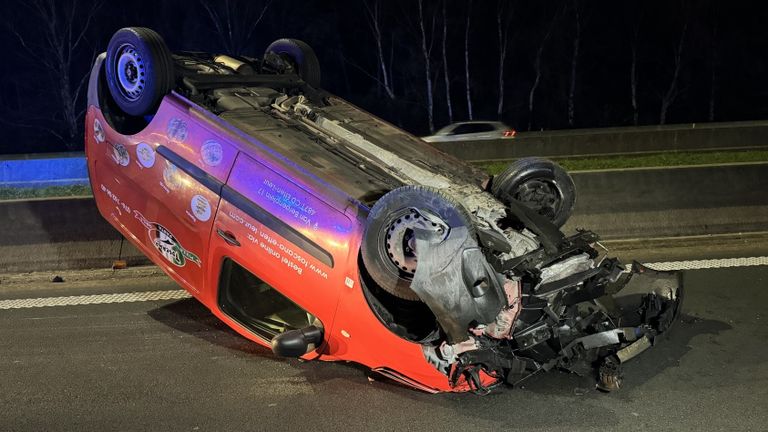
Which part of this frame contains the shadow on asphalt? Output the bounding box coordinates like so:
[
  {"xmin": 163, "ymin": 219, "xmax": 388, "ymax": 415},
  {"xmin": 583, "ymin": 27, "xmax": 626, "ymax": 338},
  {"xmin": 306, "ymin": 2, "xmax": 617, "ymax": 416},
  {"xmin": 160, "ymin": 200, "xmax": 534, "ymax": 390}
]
[
  {"xmin": 515, "ymin": 314, "xmax": 731, "ymax": 397},
  {"xmin": 147, "ymin": 297, "xmax": 730, "ymax": 395},
  {"xmin": 144, "ymin": 297, "xmax": 735, "ymax": 429},
  {"xmin": 146, "ymin": 298, "xmax": 274, "ymax": 358}
]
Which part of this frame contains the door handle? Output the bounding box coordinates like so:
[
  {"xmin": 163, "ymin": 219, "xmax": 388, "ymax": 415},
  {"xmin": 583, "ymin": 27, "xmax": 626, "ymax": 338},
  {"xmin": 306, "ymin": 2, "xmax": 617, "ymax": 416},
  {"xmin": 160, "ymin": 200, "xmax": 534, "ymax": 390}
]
[{"xmin": 217, "ymin": 229, "xmax": 241, "ymax": 247}]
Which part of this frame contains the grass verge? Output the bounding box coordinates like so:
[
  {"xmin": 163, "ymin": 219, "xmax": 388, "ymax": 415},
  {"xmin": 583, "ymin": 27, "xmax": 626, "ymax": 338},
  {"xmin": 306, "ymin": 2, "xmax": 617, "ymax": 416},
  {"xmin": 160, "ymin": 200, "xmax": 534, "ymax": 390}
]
[
  {"xmin": 478, "ymin": 150, "xmax": 768, "ymax": 175},
  {"xmin": 0, "ymin": 184, "xmax": 93, "ymax": 200}
]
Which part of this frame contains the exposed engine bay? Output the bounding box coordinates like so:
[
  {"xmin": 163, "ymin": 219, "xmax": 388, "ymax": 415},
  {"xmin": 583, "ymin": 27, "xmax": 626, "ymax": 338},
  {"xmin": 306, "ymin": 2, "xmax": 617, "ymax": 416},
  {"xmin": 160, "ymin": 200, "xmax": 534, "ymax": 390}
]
[{"xmin": 171, "ymin": 51, "xmax": 683, "ymax": 393}]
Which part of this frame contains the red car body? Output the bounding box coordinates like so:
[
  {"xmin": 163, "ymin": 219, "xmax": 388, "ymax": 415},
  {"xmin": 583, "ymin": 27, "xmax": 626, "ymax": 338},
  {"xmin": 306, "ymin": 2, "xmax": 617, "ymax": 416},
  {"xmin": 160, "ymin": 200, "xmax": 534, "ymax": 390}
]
[
  {"xmin": 87, "ymin": 29, "xmax": 681, "ymax": 394},
  {"xmin": 85, "ymin": 64, "xmax": 490, "ymax": 394}
]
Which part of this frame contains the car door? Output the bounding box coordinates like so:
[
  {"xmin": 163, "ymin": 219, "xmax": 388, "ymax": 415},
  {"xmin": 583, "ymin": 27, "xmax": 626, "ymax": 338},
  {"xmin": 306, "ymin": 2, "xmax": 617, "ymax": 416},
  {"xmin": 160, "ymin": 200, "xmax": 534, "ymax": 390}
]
[
  {"xmin": 450, "ymin": 123, "xmax": 486, "ymax": 141},
  {"xmin": 473, "ymin": 123, "xmax": 500, "ymax": 140},
  {"xmin": 207, "ymin": 151, "xmax": 355, "ymax": 346},
  {"xmin": 92, "ymin": 99, "xmax": 238, "ymax": 296},
  {"xmin": 457, "ymin": 123, "xmax": 497, "ymax": 141}
]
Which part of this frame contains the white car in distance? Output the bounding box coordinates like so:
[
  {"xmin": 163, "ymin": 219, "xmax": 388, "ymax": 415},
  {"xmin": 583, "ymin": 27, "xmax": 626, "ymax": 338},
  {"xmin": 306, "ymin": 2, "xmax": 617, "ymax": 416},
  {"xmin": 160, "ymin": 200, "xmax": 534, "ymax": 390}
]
[{"xmin": 422, "ymin": 121, "xmax": 516, "ymax": 143}]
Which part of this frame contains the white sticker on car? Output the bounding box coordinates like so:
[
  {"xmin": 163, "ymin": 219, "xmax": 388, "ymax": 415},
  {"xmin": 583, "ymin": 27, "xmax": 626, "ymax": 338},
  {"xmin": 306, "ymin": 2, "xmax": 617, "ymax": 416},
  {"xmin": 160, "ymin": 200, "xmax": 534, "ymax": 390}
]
[
  {"xmin": 136, "ymin": 142, "xmax": 156, "ymax": 168},
  {"xmin": 190, "ymin": 194, "xmax": 211, "ymax": 222},
  {"xmin": 201, "ymin": 139, "xmax": 223, "ymax": 167},
  {"xmin": 167, "ymin": 118, "xmax": 188, "ymax": 142},
  {"xmin": 93, "ymin": 119, "xmax": 105, "ymax": 143},
  {"xmin": 162, "ymin": 161, "xmax": 182, "ymax": 191},
  {"xmin": 110, "ymin": 142, "xmax": 130, "ymax": 167},
  {"xmin": 134, "ymin": 210, "xmax": 201, "ymax": 267}
]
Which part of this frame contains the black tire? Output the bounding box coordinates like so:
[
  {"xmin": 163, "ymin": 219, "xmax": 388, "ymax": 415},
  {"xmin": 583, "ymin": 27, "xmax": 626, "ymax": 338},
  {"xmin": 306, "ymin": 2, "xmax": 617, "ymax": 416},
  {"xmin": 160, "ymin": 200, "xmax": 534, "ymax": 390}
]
[
  {"xmin": 361, "ymin": 185, "xmax": 475, "ymax": 301},
  {"xmin": 491, "ymin": 157, "xmax": 576, "ymax": 227},
  {"xmin": 264, "ymin": 38, "xmax": 321, "ymax": 88},
  {"xmin": 105, "ymin": 27, "xmax": 174, "ymax": 117}
]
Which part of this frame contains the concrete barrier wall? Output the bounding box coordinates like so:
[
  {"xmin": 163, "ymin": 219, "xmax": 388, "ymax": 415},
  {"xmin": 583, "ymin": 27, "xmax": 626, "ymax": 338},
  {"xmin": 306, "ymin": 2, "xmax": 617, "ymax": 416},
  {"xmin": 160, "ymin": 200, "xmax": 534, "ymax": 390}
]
[
  {"xmin": 562, "ymin": 162, "xmax": 768, "ymax": 239},
  {"xmin": 432, "ymin": 120, "xmax": 768, "ymax": 161},
  {"xmin": 1, "ymin": 162, "xmax": 766, "ymax": 271},
  {"xmin": 0, "ymin": 197, "xmax": 148, "ymax": 272}
]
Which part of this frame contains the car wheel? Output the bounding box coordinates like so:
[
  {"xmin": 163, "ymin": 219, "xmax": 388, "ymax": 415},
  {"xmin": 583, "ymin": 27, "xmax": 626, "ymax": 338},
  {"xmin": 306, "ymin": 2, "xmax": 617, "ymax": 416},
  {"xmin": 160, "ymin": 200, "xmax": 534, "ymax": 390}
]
[
  {"xmin": 105, "ymin": 27, "xmax": 174, "ymax": 117},
  {"xmin": 264, "ymin": 39, "xmax": 321, "ymax": 88},
  {"xmin": 491, "ymin": 157, "xmax": 576, "ymax": 227},
  {"xmin": 361, "ymin": 185, "xmax": 476, "ymax": 301}
]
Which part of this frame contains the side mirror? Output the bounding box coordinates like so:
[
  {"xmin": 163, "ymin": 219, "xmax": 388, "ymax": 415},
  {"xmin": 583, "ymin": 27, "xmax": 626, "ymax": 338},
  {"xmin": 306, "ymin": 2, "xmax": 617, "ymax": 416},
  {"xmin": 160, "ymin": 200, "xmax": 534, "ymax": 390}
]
[{"xmin": 270, "ymin": 325, "xmax": 324, "ymax": 357}]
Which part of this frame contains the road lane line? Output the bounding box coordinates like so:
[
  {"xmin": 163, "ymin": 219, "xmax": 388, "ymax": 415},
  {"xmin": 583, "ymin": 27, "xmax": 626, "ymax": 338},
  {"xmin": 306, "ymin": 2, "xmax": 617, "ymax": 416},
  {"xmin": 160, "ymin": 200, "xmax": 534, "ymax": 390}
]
[
  {"xmin": 1, "ymin": 256, "xmax": 766, "ymax": 310},
  {"xmin": 0, "ymin": 290, "xmax": 191, "ymax": 310},
  {"xmin": 640, "ymin": 256, "xmax": 768, "ymax": 271}
]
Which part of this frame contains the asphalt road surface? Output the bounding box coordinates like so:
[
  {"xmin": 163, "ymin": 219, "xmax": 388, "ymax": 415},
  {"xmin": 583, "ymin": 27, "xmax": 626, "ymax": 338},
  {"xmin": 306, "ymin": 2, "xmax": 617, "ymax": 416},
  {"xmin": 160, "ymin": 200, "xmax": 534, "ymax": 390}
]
[{"xmin": 0, "ymin": 261, "xmax": 766, "ymax": 432}]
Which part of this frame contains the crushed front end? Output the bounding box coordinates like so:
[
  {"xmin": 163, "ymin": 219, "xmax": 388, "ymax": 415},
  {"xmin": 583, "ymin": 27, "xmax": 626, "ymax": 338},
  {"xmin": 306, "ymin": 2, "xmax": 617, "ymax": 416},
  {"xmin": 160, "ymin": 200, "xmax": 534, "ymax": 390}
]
[{"xmin": 416, "ymin": 223, "xmax": 683, "ymax": 394}]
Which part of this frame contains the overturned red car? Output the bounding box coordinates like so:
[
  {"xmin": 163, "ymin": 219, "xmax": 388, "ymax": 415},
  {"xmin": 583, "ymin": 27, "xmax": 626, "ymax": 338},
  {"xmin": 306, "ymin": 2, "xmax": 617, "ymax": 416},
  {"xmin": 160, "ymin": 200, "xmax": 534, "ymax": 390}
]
[{"xmin": 85, "ymin": 28, "xmax": 682, "ymax": 394}]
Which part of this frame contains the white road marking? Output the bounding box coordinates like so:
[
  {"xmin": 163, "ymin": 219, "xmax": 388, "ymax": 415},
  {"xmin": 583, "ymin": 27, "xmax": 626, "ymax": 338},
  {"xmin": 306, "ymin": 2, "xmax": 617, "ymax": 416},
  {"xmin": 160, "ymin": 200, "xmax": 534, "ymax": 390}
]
[
  {"xmin": 0, "ymin": 290, "xmax": 191, "ymax": 310},
  {"xmin": 639, "ymin": 256, "xmax": 768, "ymax": 271},
  {"xmin": 1, "ymin": 256, "xmax": 766, "ymax": 310}
]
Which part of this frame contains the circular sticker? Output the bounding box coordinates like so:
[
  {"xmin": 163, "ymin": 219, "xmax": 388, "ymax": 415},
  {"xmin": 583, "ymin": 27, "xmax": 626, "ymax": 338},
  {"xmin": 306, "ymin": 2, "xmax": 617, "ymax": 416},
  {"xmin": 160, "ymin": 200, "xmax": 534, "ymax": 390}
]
[
  {"xmin": 93, "ymin": 119, "xmax": 105, "ymax": 143},
  {"xmin": 110, "ymin": 143, "xmax": 130, "ymax": 166},
  {"xmin": 136, "ymin": 142, "xmax": 156, "ymax": 168},
  {"xmin": 201, "ymin": 140, "xmax": 223, "ymax": 167},
  {"xmin": 163, "ymin": 162, "xmax": 182, "ymax": 190},
  {"xmin": 167, "ymin": 118, "xmax": 188, "ymax": 142},
  {"xmin": 190, "ymin": 195, "xmax": 212, "ymax": 222}
]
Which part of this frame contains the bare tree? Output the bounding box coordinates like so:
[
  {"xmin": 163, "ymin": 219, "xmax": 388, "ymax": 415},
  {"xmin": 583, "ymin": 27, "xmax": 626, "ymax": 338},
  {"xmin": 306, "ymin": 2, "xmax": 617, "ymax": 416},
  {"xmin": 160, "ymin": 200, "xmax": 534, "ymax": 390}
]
[
  {"xmin": 708, "ymin": 4, "xmax": 719, "ymax": 122},
  {"xmin": 364, "ymin": 0, "xmax": 396, "ymax": 99},
  {"xmin": 200, "ymin": 0, "xmax": 273, "ymax": 56},
  {"xmin": 659, "ymin": 20, "xmax": 688, "ymax": 125},
  {"xmin": 528, "ymin": 6, "xmax": 561, "ymax": 131},
  {"xmin": 6, "ymin": 0, "xmax": 102, "ymax": 148},
  {"xmin": 496, "ymin": 0, "xmax": 513, "ymax": 119},
  {"xmin": 629, "ymin": 9, "xmax": 643, "ymax": 125},
  {"xmin": 441, "ymin": 0, "xmax": 453, "ymax": 123},
  {"xmin": 417, "ymin": 0, "xmax": 436, "ymax": 132},
  {"xmin": 464, "ymin": 0, "xmax": 474, "ymax": 120},
  {"xmin": 567, "ymin": 0, "xmax": 582, "ymax": 127}
]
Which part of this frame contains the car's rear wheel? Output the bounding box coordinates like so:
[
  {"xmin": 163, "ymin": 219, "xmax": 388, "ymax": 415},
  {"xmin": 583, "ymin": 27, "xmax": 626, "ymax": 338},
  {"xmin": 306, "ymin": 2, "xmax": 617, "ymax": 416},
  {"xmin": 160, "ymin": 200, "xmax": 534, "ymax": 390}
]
[
  {"xmin": 105, "ymin": 27, "xmax": 175, "ymax": 117},
  {"xmin": 361, "ymin": 185, "xmax": 475, "ymax": 301},
  {"xmin": 264, "ymin": 39, "xmax": 321, "ymax": 88},
  {"xmin": 491, "ymin": 157, "xmax": 576, "ymax": 227}
]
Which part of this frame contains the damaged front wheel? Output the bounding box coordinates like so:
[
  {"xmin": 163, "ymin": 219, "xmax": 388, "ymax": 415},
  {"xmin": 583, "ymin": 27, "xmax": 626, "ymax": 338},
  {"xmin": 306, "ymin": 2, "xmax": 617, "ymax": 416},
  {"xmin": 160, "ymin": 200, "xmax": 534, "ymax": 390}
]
[{"xmin": 360, "ymin": 185, "xmax": 475, "ymax": 301}]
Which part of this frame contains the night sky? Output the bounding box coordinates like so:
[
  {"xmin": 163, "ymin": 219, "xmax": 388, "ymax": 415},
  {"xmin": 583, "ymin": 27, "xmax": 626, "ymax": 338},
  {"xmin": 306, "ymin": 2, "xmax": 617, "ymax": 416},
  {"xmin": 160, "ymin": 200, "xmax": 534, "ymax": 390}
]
[{"xmin": 1, "ymin": 0, "xmax": 767, "ymax": 154}]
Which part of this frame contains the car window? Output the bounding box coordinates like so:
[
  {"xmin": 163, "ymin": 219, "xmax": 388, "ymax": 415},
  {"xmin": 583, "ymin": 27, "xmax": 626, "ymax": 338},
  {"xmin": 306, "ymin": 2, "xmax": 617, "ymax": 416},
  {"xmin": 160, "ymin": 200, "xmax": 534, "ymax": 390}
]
[
  {"xmin": 218, "ymin": 258, "xmax": 315, "ymax": 340},
  {"xmin": 451, "ymin": 123, "xmax": 496, "ymax": 135}
]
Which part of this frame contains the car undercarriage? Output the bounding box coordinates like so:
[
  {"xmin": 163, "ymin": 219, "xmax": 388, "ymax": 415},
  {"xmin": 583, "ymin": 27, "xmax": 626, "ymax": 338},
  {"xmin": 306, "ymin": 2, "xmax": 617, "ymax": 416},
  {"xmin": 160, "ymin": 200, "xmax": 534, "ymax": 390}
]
[{"xmin": 187, "ymin": 63, "xmax": 683, "ymax": 393}]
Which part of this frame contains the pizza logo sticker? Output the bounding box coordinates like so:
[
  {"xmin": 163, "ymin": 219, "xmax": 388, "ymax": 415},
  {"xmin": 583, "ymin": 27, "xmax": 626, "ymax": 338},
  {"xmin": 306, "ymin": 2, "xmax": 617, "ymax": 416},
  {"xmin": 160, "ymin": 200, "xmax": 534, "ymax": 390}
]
[
  {"xmin": 110, "ymin": 142, "xmax": 130, "ymax": 166},
  {"xmin": 136, "ymin": 142, "xmax": 156, "ymax": 168},
  {"xmin": 201, "ymin": 140, "xmax": 223, "ymax": 167},
  {"xmin": 190, "ymin": 194, "xmax": 212, "ymax": 222},
  {"xmin": 167, "ymin": 118, "xmax": 188, "ymax": 142},
  {"xmin": 163, "ymin": 161, "xmax": 182, "ymax": 191},
  {"xmin": 135, "ymin": 211, "xmax": 201, "ymax": 267},
  {"xmin": 94, "ymin": 119, "xmax": 105, "ymax": 143}
]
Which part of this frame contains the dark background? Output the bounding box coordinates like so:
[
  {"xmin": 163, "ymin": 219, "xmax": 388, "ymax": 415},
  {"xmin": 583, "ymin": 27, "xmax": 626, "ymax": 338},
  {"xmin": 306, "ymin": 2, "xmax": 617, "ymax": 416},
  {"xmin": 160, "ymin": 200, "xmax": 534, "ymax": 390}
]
[{"xmin": 0, "ymin": 0, "xmax": 766, "ymax": 155}]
